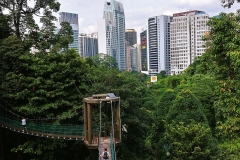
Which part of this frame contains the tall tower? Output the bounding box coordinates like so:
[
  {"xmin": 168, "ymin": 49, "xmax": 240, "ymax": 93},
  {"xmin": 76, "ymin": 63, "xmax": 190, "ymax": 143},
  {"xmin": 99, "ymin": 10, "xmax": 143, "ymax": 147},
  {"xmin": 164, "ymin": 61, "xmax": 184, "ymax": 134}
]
[
  {"xmin": 170, "ymin": 10, "xmax": 210, "ymax": 75},
  {"xmin": 140, "ymin": 30, "xmax": 148, "ymax": 71},
  {"xmin": 79, "ymin": 33, "xmax": 98, "ymax": 58},
  {"xmin": 125, "ymin": 29, "xmax": 137, "ymax": 45},
  {"xmin": 58, "ymin": 12, "xmax": 79, "ymax": 53},
  {"xmin": 148, "ymin": 15, "xmax": 172, "ymax": 75},
  {"xmin": 98, "ymin": 0, "xmax": 126, "ymax": 71},
  {"xmin": 130, "ymin": 45, "xmax": 138, "ymax": 71}
]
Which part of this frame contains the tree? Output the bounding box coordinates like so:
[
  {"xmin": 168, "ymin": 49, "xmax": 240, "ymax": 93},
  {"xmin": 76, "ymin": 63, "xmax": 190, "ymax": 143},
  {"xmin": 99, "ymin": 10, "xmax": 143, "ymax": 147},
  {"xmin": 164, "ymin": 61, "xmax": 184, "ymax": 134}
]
[
  {"xmin": 3, "ymin": 49, "xmax": 89, "ymax": 117},
  {"xmin": 0, "ymin": 44, "xmax": 92, "ymax": 159},
  {"xmin": 203, "ymin": 11, "xmax": 240, "ymax": 159},
  {"xmin": 0, "ymin": 0, "xmax": 74, "ymax": 54},
  {"xmin": 0, "ymin": 0, "xmax": 60, "ymax": 39},
  {"xmin": 0, "ymin": 8, "xmax": 12, "ymax": 40},
  {"xmin": 151, "ymin": 89, "xmax": 177, "ymax": 159},
  {"xmin": 91, "ymin": 53, "xmax": 118, "ymax": 69},
  {"xmin": 86, "ymin": 67, "xmax": 155, "ymax": 159},
  {"xmin": 53, "ymin": 22, "xmax": 74, "ymax": 52},
  {"xmin": 164, "ymin": 122, "xmax": 218, "ymax": 160},
  {"xmin": 167, "ymin": 90, "xmax": 207, "ymax": 124},
  {"xmin": 220, "ymin": 0, "xmax": 240, "ymax": 8},
  {"xmin": 165, "ymin": 90, "xmax": 218, "ymax": 159}
]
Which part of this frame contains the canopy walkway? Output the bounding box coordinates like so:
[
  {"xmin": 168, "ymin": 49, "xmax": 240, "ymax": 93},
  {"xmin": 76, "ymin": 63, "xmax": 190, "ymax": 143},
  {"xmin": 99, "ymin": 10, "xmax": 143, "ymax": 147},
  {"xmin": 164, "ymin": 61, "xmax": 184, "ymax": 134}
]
[
  {"xmin": 1, "ymin": 93, "xmax": 121, "ymax": 159},
  {"xmin": 0, "ymin": 115, "xmax": 84, "ymax": 140}
]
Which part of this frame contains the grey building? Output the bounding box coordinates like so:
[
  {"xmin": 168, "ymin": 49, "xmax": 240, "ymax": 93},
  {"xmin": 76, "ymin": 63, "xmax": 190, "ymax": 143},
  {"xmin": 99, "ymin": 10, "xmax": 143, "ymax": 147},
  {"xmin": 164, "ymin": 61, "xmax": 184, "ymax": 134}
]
[
  {"xmin": 130, "ymin": 45, "xmax": 138, "ymax": 71},
  {"xmin": 58, "ymin": 12, "xmax": 79, "ymax": 53},
  {"xmin": 79, "ymin": 33, "xmax": 98, "ymax": 58},
  {"xmin": 140, "ymin": 30, "xmax": 148, "ymax": 71},
  {"xmin": 98, "ymin": 0, "xmax": 126, "ymax": 71},
  {"xmin": 125, "ymin": 29, "xmax": 137, "ymax": 45}
]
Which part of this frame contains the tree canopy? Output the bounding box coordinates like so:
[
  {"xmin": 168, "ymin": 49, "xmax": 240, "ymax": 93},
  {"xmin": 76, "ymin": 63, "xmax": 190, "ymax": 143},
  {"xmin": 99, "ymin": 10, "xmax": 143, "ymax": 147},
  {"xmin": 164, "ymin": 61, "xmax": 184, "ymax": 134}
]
[{"xmin": 220, "ymin": 0, "xmax": 240, "ymax": 8}]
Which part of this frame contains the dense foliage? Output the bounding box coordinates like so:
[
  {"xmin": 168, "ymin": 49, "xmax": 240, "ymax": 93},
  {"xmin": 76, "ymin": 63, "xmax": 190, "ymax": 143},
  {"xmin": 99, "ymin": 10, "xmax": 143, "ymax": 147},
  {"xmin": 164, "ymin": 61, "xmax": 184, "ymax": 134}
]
[{"xmin": 1, "ymin": 0, "xmax": 240, "ymax": 160}]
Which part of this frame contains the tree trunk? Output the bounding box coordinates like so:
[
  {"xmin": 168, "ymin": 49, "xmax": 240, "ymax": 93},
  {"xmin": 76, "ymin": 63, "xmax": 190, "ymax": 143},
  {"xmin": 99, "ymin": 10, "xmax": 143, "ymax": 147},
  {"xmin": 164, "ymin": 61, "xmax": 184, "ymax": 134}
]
[
  {"xmin": 0, "ymin": 127, "xmax": 4, "ymax": 160},
  {"xmin": 17, "ymin": 138, "xmax": 22, "ymax": 160}
]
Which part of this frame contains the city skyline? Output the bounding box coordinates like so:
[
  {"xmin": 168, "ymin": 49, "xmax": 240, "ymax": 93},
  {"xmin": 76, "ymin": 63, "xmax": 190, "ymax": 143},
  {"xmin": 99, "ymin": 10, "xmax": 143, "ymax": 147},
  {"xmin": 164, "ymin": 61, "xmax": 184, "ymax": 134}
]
[{"xmin": 54, "ymin": 0, "xmax": 240, "ymax": 43}]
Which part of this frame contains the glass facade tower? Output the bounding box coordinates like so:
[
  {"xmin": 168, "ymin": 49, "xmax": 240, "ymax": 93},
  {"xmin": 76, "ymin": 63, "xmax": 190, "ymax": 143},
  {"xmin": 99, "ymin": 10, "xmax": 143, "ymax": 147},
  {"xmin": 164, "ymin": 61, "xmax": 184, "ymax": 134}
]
[
  {"xmin": 58, "ymin": 12, "xmax": 79, "ymax": 54},
  {"xmin": 101, "ymin": 0, "xmax": 126, "ymax": 71}
]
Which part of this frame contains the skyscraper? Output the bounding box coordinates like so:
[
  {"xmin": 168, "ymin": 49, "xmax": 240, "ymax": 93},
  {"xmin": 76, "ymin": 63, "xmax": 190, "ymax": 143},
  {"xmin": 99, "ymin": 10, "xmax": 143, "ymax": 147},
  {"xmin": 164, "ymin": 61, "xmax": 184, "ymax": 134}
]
[
  {"xmin": 148, "ymin": 15, "xmax": 172, "ymax": 75},
  {"xmin": 98, "ymin": 0, "xmax": 126, "ymax": 71},
  {"xmin": 79, "ymin": 33, "xmax": 98, "ymax": 58},
  {"xmin": 126, "ymin": 41, "xmax": 131, "ymax": 71},
  {"xmin": 125, "ymin": 29, "xmax": 137, "ymax": 45},
  {"xmin": 140, "ymin": 30, "xmax": 148, "ymax": 71},
  {"xmin": 170, "ymin": 10, "xmax": 209, "ymax": 75},
  {"xmin": 58, "ymin": 12, "xmax": 79, "ymax": 53},
  {"xmin": 130, "ymin": 45, "xmax": 138, "ymax": 71},
  {"xmin": 134, "ymin": 44, "xmax": 141, "ymax": 72}
]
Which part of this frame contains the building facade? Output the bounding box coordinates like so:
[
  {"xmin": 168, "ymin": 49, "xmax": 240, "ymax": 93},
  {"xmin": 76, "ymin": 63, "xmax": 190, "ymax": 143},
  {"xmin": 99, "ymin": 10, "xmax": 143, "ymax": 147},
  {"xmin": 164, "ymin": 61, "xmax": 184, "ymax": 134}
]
[
  {"xmin": 125, "ymin": 29, "xmax": 137, "ymax": 45},
  {"xmin": 58, "ymin": 12, "xmax": 79, "ymax": 53},
  {"xmin": 98, "ymin": 0, "xmax": 126, "ymax": 71},
  {"xmin": 134, "ymin": 44, "xmax": 141, "ymax": 72},
  {"xmin": 148, "ymin": 15, "xmax": 172, "ymax": 75},
  {"xmin": 130, "ymin": 45, "xmax": 138, "ymax": 71},
  {"xmin": 140, "ymin": 30, "xmax": 148, "ymax": 71},
  {"xmin": 79, "ymin": 33, "xmax": 98, "ymax": 58},
  {"xmin": 126, "ymin": 41, "xmax": 131, "ymax": 71},
  {"xmin": 170, "ymin": 10, "xmax": 210, "ymax": 75}
]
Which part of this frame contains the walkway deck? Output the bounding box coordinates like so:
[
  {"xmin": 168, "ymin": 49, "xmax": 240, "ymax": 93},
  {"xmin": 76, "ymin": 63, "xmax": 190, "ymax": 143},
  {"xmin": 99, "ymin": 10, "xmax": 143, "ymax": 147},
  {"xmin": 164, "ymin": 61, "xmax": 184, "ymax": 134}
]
[{"xmin": 0, "ymin": 116, "xmax": 84, "ymax": 140}]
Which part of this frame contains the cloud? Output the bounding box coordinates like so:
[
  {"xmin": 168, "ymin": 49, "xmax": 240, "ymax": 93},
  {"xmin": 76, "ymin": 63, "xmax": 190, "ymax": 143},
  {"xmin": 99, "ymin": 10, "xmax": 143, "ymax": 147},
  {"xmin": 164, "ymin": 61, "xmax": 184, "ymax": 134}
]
[
  {"xmin": 176, "ymin": 0, "xmax": 216, "ymax": 7},
  {"xmin": 54, "ymin": 0, "xmax": 240, "ymax": 43},
  {"xmin": 83, "ymin": 23, "xmax": 98, "ymax": 34}
]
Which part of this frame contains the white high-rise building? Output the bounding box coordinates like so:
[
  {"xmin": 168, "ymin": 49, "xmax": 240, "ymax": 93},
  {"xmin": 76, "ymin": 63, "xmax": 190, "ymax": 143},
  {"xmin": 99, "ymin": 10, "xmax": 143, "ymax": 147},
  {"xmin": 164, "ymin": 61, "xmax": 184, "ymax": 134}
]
[
  {"xmin": 58, "ymin": 12, "xmax": 79, "ymax": 53},
  {"xmin": 170, "ymin": 10, "xmax": 210, "ymax": 75},
  {"xmin": 79, "ymin": 33, "xmax": 98, "ymax": 58},
  {"xmin": 148, "ymin": 15, "xmax": 172, "ymax": 75},
  {"xmin": 98, "ymin": 0, "xmax": 126, "ymax": 71}
]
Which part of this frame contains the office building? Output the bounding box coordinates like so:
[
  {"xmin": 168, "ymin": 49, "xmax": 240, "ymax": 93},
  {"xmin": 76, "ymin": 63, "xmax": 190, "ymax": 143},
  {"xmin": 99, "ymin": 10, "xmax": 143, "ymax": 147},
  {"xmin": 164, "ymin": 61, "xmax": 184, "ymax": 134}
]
[
  {"xmin": 170, "ymin": 10, "xmax": 210, "ymax": 75},
  {"xmin": 148, "ymin": 15, "xmax": 172, "ymax": 75},
  {"xmin": 79, "ymin": 33, "xmax": 98, "ymax": 58},
  {"xmin": 125, "ymin": 29, "xmax": 137, "ymax": 45},
  {"xmin": 98, "ymin": 0, "xmax": 126, "ymax": 71},
  {"xmin": 130, "ymin": 45, "xmax": 138, "ymax": 71},
  {"xmin": 58, "ymin": 12, "xmax": 79, "ymax": 53},
  {"xmin": 126, "ymin": 42, "xmax": 139, "ymax": 71},
  {"xmin": 140, "ymin": 30, "xmax": 148, "ymax": 71},
  {"xmin": 133, "ymin": 44, "xmax": 141, "ymax": 72},
  {"xmin": 126, "ymin": 41, "xmax": 131, "ymax": 71}
]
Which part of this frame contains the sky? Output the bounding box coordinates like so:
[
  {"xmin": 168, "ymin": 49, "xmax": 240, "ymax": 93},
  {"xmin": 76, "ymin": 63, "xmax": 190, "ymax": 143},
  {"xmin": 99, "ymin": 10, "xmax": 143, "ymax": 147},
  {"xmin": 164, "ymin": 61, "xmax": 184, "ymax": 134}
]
[
  {"xmin": 54, "ymin": 0, "xmax": 240, "ymax": 43},
  {"xmin": 3, "ymin": 0, "xmax": 240, "ymax": 42}
]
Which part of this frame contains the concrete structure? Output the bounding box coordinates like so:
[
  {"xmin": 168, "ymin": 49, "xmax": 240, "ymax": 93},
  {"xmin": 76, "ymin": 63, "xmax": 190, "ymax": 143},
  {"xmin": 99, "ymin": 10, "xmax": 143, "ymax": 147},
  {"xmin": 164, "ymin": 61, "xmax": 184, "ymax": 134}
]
[
  {"xmin": 140, "ymin": 30, "xmax": 148, "ymax": 71},
  {"xmin": 126, "ymin": 41, "xmax": 131, "ymax": 71},
  {"xmin": 125, "ymin": 29, "xmax": 137, "ymax": 45},
  {"xmin": 134, "ymin": 44, "xmax": 141, "ymax": 72},
  {"xmin": 79, "ymin": 33, "xmax": 98, "ymax": 58},
  {"xmin": 58, "ymin": 12, "xmax": 79, "ymax": 53},
  {"xmin": 98, "ymin": 0, "xmax": 126, "ymax": 71},
  {"xmin": 130, "ymin": 45, "xmax": 138, "ymax": 71},
  {"xmin": 170, "ymin": 10, "xmax": 210, "ymax": 75},
  {"xmin": 148, "ymin": 15, "xmax": 172, "ymax": 75}
]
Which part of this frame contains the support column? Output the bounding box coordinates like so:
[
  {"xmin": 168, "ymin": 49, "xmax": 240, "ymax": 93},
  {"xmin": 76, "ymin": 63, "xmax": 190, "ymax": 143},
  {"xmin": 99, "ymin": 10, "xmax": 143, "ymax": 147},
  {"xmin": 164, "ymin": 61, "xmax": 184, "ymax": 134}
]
[
  {"xmin": 84, "ymin": 102, "xmax": 88, "ymax": 141},
  {"xmin": 87, "ymin": 103, "xmax": 92, "ymax": 144},
  {"xmin": 116, "ymin": 99, "xmax": 121, "ymax": 141}
]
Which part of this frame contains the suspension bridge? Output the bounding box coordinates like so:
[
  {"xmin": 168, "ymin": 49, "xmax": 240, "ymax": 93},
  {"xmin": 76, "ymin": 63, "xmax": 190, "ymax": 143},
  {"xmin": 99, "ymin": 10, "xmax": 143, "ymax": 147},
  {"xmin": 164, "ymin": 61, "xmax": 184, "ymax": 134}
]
[
  {"xmin": 0, "ymin": 93, "xmax": 122, "ymax": 159},
  {"xmin": 0, "ymin": 103, "xmax": 84, "ymax": 140}
]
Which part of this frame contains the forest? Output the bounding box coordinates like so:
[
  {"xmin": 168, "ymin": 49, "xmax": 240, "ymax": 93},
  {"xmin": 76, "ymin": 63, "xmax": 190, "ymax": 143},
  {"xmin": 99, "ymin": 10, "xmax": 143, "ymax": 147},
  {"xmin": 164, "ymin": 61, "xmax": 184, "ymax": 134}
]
[{"xmin": 1, "ymin": 0, "xmax": 240, "ymax": 159}]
